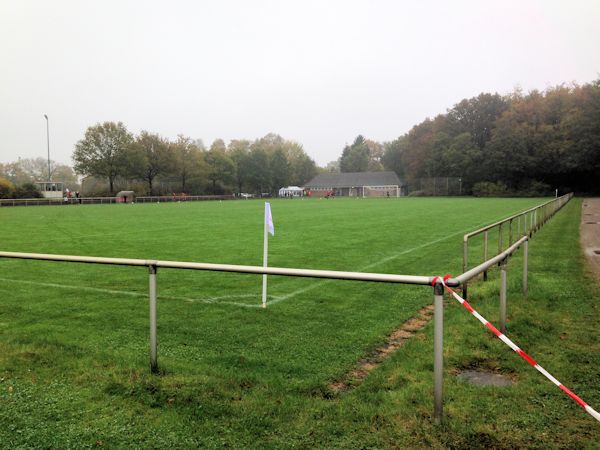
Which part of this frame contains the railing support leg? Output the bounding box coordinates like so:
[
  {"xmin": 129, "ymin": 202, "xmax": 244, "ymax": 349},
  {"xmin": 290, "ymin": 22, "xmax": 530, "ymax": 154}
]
[
  {"xmin": 500, "ymin": 258, "xmax": 507, "ymax": 334},
  {"xmin": 149, "ymin": 264, "xmax": 158, "ymax": 373},
  {"xmin": 523, "ymin": 239, "xmax": 528, "ymax": 297},
  {"xmin": 433, "ymin": 281, "xmax": 444, "ymax": 424},
  {"xmin": 483, "ymin": 231, "xmax": 488, "ymax": 281}
]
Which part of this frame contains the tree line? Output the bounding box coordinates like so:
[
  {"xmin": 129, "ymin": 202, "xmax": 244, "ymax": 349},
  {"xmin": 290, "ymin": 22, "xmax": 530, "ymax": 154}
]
[
  {"xmin": 336, "ymin": 79, "xmax": 600, "ymax": 195},
  {"xmin": 72, "ymin": 125, "xmax": 318, "ymax": 195},
  {"xmin": 0, "ymin": 158, "xmax": 79, "ymax": 199}
]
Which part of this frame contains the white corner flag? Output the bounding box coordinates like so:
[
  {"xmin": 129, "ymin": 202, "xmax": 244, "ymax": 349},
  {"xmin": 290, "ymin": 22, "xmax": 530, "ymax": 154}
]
[{"xmin": 262, "ymin": 202, "xmax": 274, "ymax": 308}]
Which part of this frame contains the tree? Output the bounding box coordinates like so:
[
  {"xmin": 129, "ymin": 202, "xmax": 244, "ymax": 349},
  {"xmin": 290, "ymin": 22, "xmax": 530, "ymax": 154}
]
[
  {"xmin": 270, "ymin": 148, "xmax": 290, "ymax": 190},
  {"xmin": 446, "ymin": 93, "xmax": 509, "ymax": 150},
  {"xmin": 228, "ymin": 139, "xmax": 251, "ymax": 193},
  {"xmin": 129, "ymin": 131, "xmax": 171, "ymax": 195},
  {"xmin": 382, "ymin": 137, "xmax": 406, "ymax": 178},
  {"xmin": 205, "ymin": 141, "xmax": 235, "ymax": 193},
  {"xmin": 245, "ymin": 147, "xmax": 270, "ymax": 193},
  {"xmin": 170, "ymin": 135, "xmax": 205, "ymax": 192},
  {"xmin": 73, "ymin": 122, "xmax": 134, "ymax": 193},
  {"xmin": 340, "ymin": 135, "xmax": 370, "ymax": 172}
]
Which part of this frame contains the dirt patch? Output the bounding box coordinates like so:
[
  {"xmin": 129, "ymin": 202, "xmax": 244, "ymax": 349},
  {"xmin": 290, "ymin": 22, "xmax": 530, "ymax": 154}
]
[
  {"xmin": 580, "ymin": 198, "xmax": 600, "ymax": 279},
  {"xmin": 330, "ymin": 304, "xmax": 434, "ymax": 393},
  {"xmin": 457, "ymin": 369, "xmax": 514, "ymax": 386}
]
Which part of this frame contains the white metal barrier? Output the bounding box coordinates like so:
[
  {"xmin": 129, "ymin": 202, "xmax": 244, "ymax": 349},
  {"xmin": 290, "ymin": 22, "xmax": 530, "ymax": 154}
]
[{"xmin": 462, "ymin": 193, "xmax": 572, "ymax": 297}]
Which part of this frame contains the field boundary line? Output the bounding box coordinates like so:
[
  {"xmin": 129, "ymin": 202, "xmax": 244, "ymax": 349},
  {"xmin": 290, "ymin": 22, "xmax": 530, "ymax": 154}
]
[
  {"xmin": 0, "ymin": 278, "xmax": 269, "ymax": 309},
  {"xmin": 267, "ymin": 219, "xmax": 500, "ymax": 307}
]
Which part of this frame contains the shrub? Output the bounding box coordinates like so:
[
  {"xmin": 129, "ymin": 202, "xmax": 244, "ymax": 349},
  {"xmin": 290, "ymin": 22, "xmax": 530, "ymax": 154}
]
[
  {"xmin": 13, "ymin": 182, "xmax": 43, "ymax": 199},
  {"xmin": 0, "ymin": 177, "xmax": 14, "ymax": 199},
  {"xmin": 519, "ymin": 180, "xmax": 552, "ymax": 197},
  {"xmin": 472, "ymin": 181, "xmax": 509, "ymax": 197}
]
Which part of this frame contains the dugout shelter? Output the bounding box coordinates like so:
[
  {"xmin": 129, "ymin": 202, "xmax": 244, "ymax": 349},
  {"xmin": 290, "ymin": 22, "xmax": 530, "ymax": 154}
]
[
  {"xmin": 303, "ymin": 171, "xmax": 404, "ymax": 197},
  {"xmin": 116, "ymin": 190, "xmax": 135, "ymax": 203}
]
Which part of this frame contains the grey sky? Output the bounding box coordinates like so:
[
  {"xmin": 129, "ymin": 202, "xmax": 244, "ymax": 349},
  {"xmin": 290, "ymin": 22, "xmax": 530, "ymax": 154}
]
[{"xmin": 1, "ymin": 0, "xmax": 598, "ymax": 167}]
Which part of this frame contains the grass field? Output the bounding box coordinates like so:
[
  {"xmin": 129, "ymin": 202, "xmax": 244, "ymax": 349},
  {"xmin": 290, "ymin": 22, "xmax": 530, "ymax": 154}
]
[{"xmin": 0, "ymin": 197, "xmax": 598, "ymax": 448}]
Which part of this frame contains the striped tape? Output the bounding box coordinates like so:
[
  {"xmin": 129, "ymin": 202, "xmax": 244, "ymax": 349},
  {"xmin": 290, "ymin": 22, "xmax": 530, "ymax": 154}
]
[{"xmin": 435, "ymin": 277, "xmax": 600, "ymax": 423}]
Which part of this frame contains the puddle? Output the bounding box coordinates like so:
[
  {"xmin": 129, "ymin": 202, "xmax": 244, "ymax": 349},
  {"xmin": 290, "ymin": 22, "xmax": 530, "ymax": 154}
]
[{"xmin": 457, "ymin": 370, "xmax": 514, "ymax": 386}]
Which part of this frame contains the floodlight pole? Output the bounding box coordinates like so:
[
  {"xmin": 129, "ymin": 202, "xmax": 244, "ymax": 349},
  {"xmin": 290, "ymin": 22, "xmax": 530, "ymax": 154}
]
[{"xmin": 44, "ymin": 114, "xmax": 51, "ymax": 181}]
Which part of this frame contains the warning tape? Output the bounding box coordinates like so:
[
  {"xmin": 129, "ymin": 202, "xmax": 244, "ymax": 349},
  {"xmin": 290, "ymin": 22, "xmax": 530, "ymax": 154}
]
[{"xmin": 432, "ymin": 275, "xmax": 600, "ymax": 423}]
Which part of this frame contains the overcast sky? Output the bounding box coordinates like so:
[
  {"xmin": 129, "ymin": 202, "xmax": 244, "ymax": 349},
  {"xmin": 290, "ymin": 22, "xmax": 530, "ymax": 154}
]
[{"xmin": 1, "ymin": 0, "xmax": 598, "ymax": 167}]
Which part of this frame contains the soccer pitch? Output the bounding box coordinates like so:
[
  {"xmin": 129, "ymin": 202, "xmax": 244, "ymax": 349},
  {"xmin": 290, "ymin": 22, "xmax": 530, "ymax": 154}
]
[{"xmin": 4, "ymin": 196, "xmax": 586, "ymax": 447}]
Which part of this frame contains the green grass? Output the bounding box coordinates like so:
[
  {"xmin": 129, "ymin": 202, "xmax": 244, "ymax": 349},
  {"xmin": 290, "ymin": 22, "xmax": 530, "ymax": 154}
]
[{"xmin": 0, "ymin": 197, "xmax": 598, "ymax": 448}]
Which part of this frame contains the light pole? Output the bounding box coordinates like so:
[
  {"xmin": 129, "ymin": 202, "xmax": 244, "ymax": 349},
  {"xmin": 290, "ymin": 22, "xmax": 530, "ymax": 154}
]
[{"xmin": 44, "ymin": 114, "xmax": 51, "ymax": 181}]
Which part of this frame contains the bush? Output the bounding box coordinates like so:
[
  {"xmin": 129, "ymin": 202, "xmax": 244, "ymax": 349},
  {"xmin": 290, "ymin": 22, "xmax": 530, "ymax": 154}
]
[
  {"xmin": 0, "ymin": 177, "xmax": 14, "ymax": 199},
  {"xmin": 472, "ymin": 181, "xmax": 509, "ymax": 197},
  {"xmin": 13, "ymin": 182, "xmax": 43, "ymax": 199},
  {"xmin": 519, "ymin": 180, "xmax": 552, "ymax": 197}
]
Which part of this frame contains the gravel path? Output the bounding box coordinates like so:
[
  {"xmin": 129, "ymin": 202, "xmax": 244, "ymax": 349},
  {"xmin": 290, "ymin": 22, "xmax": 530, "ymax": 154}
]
[{"xmin": 581, "ymin": 198, "xmax": 600, "ymax": 278}]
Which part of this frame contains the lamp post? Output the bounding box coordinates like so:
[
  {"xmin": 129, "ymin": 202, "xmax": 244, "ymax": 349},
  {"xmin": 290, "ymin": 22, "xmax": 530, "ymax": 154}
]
[{"xmin": 44, "ymin": 114, "xmax": 50, "ymax": 181}]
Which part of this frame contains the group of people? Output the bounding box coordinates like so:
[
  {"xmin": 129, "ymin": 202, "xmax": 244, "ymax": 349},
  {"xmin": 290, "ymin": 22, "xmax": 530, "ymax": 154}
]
[
  {"xmin": 172, "ymin": 192, "xmax": 189, "ymax": 201},
  {"xmin": 63, "ymin": 188, "xmax": 82, "ymax": 203}
]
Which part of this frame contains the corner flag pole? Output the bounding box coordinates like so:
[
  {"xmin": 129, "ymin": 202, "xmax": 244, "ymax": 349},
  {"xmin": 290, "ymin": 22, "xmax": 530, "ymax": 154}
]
[{"xmin": 262, "ymin": 202, "xmax": 274, "ymax": 308}]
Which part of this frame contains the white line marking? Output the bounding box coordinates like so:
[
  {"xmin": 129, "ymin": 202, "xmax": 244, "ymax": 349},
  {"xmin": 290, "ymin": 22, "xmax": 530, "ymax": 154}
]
[
  {"xmin": 267, "ymin": 224, "xmax": 485, "ymax": 307},
  {"xmin": 0, "ymin": 278, "xmax": 271, "ymax": 309},
  {"xmin": 0, "ymin": 214, "xmax": 515, "ymax": 309}
]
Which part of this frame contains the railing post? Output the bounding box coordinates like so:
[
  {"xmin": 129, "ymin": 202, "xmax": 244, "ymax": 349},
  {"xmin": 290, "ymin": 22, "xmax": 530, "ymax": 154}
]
[
  {"xmin": 509, "ymin": 218, "xmax": 513, "ymax": 246},
  {"xmin": 148, "ymin": 264, "xmax": 158, "ymax": 373},
  {"xmin": 500, "ymin": 257, "xmax": 508, "ymax": 334},
  {"xmin": 433, "ymin": 280, "xmax": 444, "ymax": 424},
  {"xmin": 483, "ymin": 231, "xmax": 488, "ymax": 281},
  {"xmin": 498, "ymin": 222, "xmax": 503, "ymax": 254},
  {"xmin": 523, "ymin": 239, "xmax": 528, "ymax": 297}
]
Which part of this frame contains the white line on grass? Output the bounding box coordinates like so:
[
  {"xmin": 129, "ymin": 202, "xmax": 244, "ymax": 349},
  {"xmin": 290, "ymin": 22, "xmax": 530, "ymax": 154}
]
[
  {"xmin": 0, "ymin": 277, "xmax": 267, "ymax": 308},
  {"xmin": 265, "ymin": 226, "xmax": 471, "ymax": 307},
  {"xmin": 0, "ymin": 215, "xmax": 513, "ymax": 309}
]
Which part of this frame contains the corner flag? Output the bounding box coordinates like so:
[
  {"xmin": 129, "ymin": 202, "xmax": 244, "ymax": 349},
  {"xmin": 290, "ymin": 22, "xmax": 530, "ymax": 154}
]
[
  {"xmin": 262, "ymin": 202, "xmax": 274, "ymax": 308},
  {"xmin": 265, "ymin": 202, "xmax": 275, "ymax": 236}
]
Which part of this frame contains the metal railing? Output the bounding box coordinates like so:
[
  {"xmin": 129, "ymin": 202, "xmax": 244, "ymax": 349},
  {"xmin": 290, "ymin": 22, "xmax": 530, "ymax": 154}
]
[
  {"xmin": 0, "ymin": 240, "xmax": 529, "ymax": 425},
  {"xmin": 462, "ymin": 193, "xmax": 572, "ymax": 297},
  {"xmin": 0, "ymin": 194, "xmax": 236, "ymax": 207},
  {"xmin": 0, "ymin": 196, "xmax": 570, "ymax": 423}
]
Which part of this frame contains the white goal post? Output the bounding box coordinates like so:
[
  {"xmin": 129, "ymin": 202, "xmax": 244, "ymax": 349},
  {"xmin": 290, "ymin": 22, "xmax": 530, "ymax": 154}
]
[{"xmin": 362, "ymin": 185, "xmax": 400, "ymax": 197}]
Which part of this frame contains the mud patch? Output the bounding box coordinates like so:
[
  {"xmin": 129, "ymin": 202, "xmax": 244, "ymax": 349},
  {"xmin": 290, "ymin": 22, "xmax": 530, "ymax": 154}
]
[
  {"xmin": 457, "ymin": 370, "xmax": 514, "ymax": 386},
  {"xmin": 330, "ymin": 304, "xmax": 434, "ymax": 393}
]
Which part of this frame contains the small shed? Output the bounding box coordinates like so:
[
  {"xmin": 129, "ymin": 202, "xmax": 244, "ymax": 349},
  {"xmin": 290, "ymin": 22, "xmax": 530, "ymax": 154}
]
[{"xmin": 116, "ymin": 190, "xmax": 135, "ymax": 203}]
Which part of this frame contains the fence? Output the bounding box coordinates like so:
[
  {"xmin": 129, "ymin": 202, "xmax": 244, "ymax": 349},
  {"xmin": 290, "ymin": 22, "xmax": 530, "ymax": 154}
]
[
  {"xmin": 0, "ymin": 194, "xmax": 236, "ymax": 207},
  {"xmin": 462, "ymin": 193, "xmax": 573, "ymax": 297},
  {"xmin": 0, "ymin": 195, "xmax": 572, "ymax": 424}
]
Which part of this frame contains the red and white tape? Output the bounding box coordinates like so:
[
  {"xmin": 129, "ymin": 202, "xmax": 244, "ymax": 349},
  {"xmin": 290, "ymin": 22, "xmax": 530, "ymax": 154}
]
[{"xmin": 432, "ymin": 275, "xmax": 600, "ymax": 423}]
